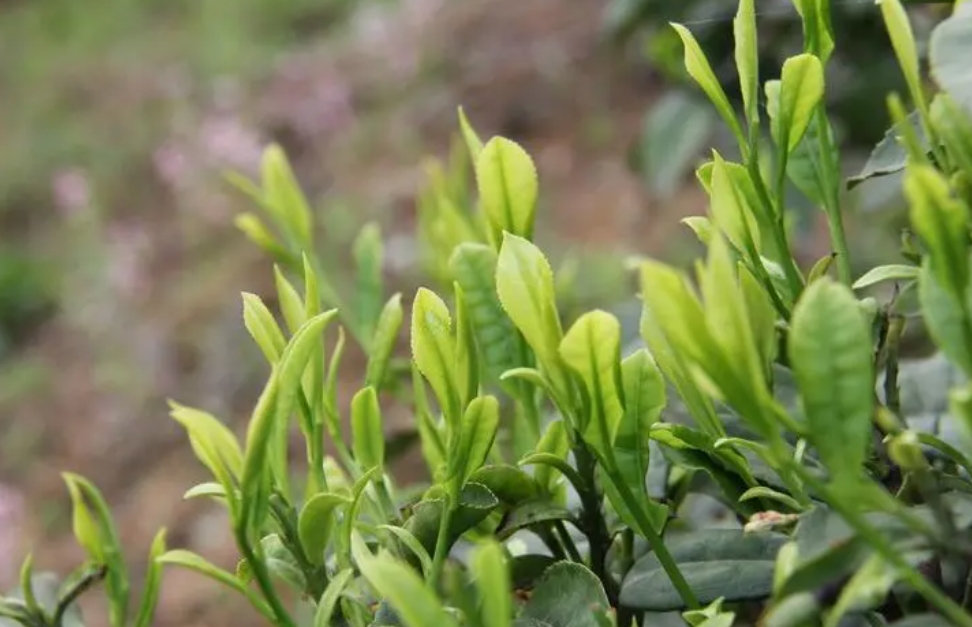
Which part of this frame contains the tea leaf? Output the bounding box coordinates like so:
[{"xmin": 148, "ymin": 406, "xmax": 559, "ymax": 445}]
[
  {"xmin": 450, "ymin": 243, "xmax": 526, "ymax": 385},
  {"xmin": 709, "ymin": 152, "xmax": 762, "ymax": 253},
  {"xmin": 776, "ymin": 54, "xmax": 825, "ymax": 154},
  {"xmin": 620, "ymin": 529, "xmax": 786, "ymax": 611},
  {"xmin": 377, "ymin": 526, "xmax": 433, "ymax": 578},
  {"xmin": 242, "ymin": 292, "xmax": 286, "ymax": 364},
  {"xmin": 641, "ymin": 91, "xmax": 717, "ymax": 200},
  {"xmin": 234, "ymin": 213, "xmax": 292, "ymax": 263},
  {"xmin": 402, "ymin": 482, "xmax": 500, "ymax": 556},
  {"xmin": 261, "ymin": 144, "xmax": 312, "ymax": 250},
  {"xmin": 852, "ymin": 264, "xmax": 920, "ymax": 290},
  {"xmin": 351, "ymin": 536, "xmax": 459, "ymax": 627},
  {"xmin": 131, "ymin": 529, "xmax": 167, "ymax": 627},
  {"xmin": 670, "ymin": 23, "xmax": 745, "ymax": 145},
  {"xmin": 183, "ymin": 482, "xmax": 227, "ymax": 501},
  {"xmin": 559, "ymin": 310, "xmax": 625, "ymax": 457},
  {"xmin": 476, "ymin": 137, "xmax": 538, "ymax": 246},
  {"xmin": 472, "ymin": 540, "xmax": 512, "ymax": 627},
  {"xmin": 880, "ymin": 0, "xmax": 929, "ymax": 119},
  {"xmin": 519, "ymin": 562, "xmax": 610, "ymax": 627},
  {"xmin": 792, "ymin": 0, "xmax": 835, "ymax": 63},
  {"xmin": 906, "ymin": 164, "xmax": 970, "ymax": 297},
  {"xmin": 157, "ymin": 550, "xmax": 273, "ymax": 621},
  {"xmin": 353, "ymin": 222, "xmax": 384, "ymax": 347},
  {"xmin": 847, "ymin": 110, "xmax": 926, "ymax": 188},
  {"xmin": 918, "ymin": 261, "xmax": 972, "ymax": 375},
  {"xmin": 734, "ymin": 0, "xmax": 759, "ymax": 125},
  {"xmin": 614, "ymin": 350, "xmax": 665, "ymax": 511},
  {"xmin": 929, "ymin": 2, "xmax": 972, "ymax": 114},
  {"xmin": 788, "ymin": 278, "xmax": 874, "ymax": 482},
  {"xmin": 63, "ymin": 476, "xmax": 103, "ymax": 562},
  {"xmin": 274, "ymin": 266, "xmax": 305, "ymax": 334},
  {"xmin": 312, "ymin": 568, "xmax": 354, "ymax": 627},
  {"xmin": 458, "ymin": 106, "xmax": 485, "ymax": 161},
  {"xmin": 530, "ymin": 419, "xmax": 572, "ymax": 494},
  {"xmin": 454, "ymin": 282, "xmax": 480, "ymax": 408},
  {"xmin": 826, "ymin": 554, "xmax": 897, "ymax": 627},
  {"xmin": 931, "ymin": 94, "xmax": 972, "ymax": 177},
  {"xmin": 297, "ymin": 490, "xmax": 351, "ymax": 563},
  {"xmin": 411, "ymin": 287, "xmax": 461, "ymax": 424},
  {"xmin": 467, "ymin": 465, "xmax": 541, "ymax": 506},
  {"xmin": 682, "ymin": 216, "xmax": 715, "ymax": 246},
  {"xmin": 168, "ymin": 402, "xmax": 244, "ymax": 495},
  {"xmin": 365, "ymin": 293, "xmax": 404, "ymax": 389},
  {"xmin": 451, "ymin": 395, "xmax": 501, "ymax": 485},
  {"xmin": 351, "ymin": 386, "xmax": 385, "ymax": 472},
  {"xmin": 496, "ymin": 234, "xmax": 566, "ymax": 382}
]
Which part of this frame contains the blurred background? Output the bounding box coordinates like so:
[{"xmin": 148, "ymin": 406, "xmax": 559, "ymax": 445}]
[{"xmin": 0, "ymin": 0, "xmax": 945, "ymax": 625}]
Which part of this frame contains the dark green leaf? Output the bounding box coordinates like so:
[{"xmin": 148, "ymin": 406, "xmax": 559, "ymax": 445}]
[
  {"xmin": 468, "ymin": 465, "xmax": 541, "ymax": 506},
  {"xmin": 619, "ymin": 529, "xmax": 787, "ymax": 611},
  {"xmin": 847, "ymin": 110, "xmax": 925, "ymax": 188},
  {"xmin": 519, "ymin": 562, "xmax": 610, "ymax": 627},
  {"xmin": 498, "ymin": 500, "xmax": 573, "ymax": 540},
  {"xmin": 402, "ymin": 483, "xmax": 500, "ymax": 556},
  {"xmin": 929, "ymin": 2, "xmax": 972, "ymax": 113}
]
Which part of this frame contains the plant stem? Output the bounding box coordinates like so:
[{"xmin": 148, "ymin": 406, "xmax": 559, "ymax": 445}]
[
  {"xmin": 554, "ymin": 520, "xmax": 584, "ymax": 563},
  {"xmin": 236, "ymin": 533, "xmax": 298, "ymax": 627},
  {"xmin": 427, "ymin": 490, "xmax": 455, "ymax": 586},
  {"xmin": 797, "ymin": 471, "xmax": 972, "ymax": 627},
  {"xmin": 573, "ymin": 442, "xmax": 619, "ymax": 605},
  {"xmin": 747, "ymin": 157, "xmax": 805, "ymax": 303},
  {"xmin": 52, "ymin": 564, "xmax": 106, "ymax": 627}
]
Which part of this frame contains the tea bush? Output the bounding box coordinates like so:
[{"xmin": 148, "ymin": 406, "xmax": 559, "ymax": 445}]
[{"xmin": 5, "ymin": 1, "xmax": 972, "ymax": 626}]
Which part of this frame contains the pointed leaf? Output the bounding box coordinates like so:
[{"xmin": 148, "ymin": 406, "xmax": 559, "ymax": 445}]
[
  {"xmin": 452, "ymin": 396, "xmax": 501, "ymax": 485},
  {"xmin": 458, "ymin": 106, "xmax": 485, "ymax": 161},
  {"xmin": 365, "ymin": 293, "xmax": 404, "ymax": 389},
  {"xmin": 472, "ymin": 540, "xmax": 512, "ymax": 627},
  {"xmin": 788, "ymin": 278, "xmax": 874, "ymax": 482},
  {"xmin": 733, "ymin": 0, "xmax": 758, "ymax": 125},
  {"xmin": 776, "ymin": 54, "xmax": 825, "ymax": 154},
  {"xmin": 274, "ymin": 266, "xmax": 305, "ymax": 334},
  {"xmin": 852, "ymin": 264, "xmax": 920, "ymax": 290},
  {"xmin": 312, "ymin": 568, "xmax": 354, "ymax": 627},
  {"xmin": 354, "ymin": 222, "xmax": 384, "ymax": 346},
  {"xmin": 298, "ymin": 493, "xmax": 351, "ymax": 565},
  {"xmin": 476, "ymin": 137, "xmax": 539, "ymax": 245},
  {"xmin": 242, "ymin": 292, "xmax": 286, "ymax": 363},
  {"xmin": 411, "ymin": 288, "xmax": 461, "ymax": 424},
  {"xmin": 261, "ymin": 144, "xmax": 312, "ymax": 249},
  {"xmin": 157, "ymin": 550, "xmax": 273, "ymax": 620},
  {"xmin": 351, "ymin": 386, "xmax": 385, "ymax": 472}
]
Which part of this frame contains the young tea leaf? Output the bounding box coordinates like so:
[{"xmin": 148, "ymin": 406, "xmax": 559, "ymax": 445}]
[
  {"xmin": 452, "ymin": 395, "xmax": 501, "ymax": 485},
  {"xmin": 788, "ymin": 278, "xmax": 874, "ymax": 483},
  {"xmin": 365, "ymin": 293, "xmax": 404, "ymax": 389},
  {"xmin": 734, "ymin": 0, "xmax": 759, "ymax": 126},
  {"xmin": 559, "ymin": 310, "xmax": 625, "ymax": 458},
  {"xmin": 880, "ymin": 0, "xmax": 929, "ymax": 120},
  {"xmin": 670, "ymin": 23, "xmax": 745, "ymax": 146},
  {"xmin": 776, "ymin": 54, "xmax": 825, "ymax": 154},
  {"xmin": 852, "ymin": 264, "xmax": 920, "ymax": 290},
  {"xmin": 242, "ymin": 292, "xmax": 286, "ymax": 364},
  {"xmin": 471, "ymin": 540, "xmax": 512, "ymax": 627},
  {"xmin": 458, "ymin": 106, "xmax": 485, "ymax": 161},
  {"xmin": 476, "ymin": 137, "xmax": 539, "ymax": 246},
  {"xmin": 131, "ymin": 529, "xmax": 167, "ymax": 627},
  {"xmin": 353, "ymin": 222, "xmax": 384, "ymax": 347},
  {"xmin": 792, "ymin": 0, "xmax": 835, "ymax": 63},
  {"xmin": 312, "ymin": 568, "xmax": 354, "ymax": 627},
  {"xmin": 274, "ymin": 266, "xmax": 305, "ymax": 334},
  {"xmin": 261, "ymin": 144, "xmax": 313, "ymax": 250},
  {"xmin": 157, "ymin": 550, "xmax": 273, "ymax": 621},
  {"xmin": 410, "ymin": 287, "xmax": 461, "ymax": 424},
  {"xmin": 351, "ymin": 386, "xmax": 385, "ymax": 472},
  {"xmin": 614, "ymin": 350, "xmax": 666, "ymax": 509},
  {"xmin": 454, "ymin": 282, "xmax": 480, "ymax": 408},
  {"xmin": 298, "ymin": 493, "xmax": 351, "ymax": 565}
]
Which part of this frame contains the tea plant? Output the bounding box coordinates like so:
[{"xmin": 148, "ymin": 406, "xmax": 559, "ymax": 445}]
[{"xmin": 5, "ymin": 1, "xmax": 972, "ymax": 626}]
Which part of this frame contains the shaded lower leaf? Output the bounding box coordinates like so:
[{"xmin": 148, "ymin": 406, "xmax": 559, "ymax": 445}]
[
  {"xmin": 468, "ymin": 465, "xmax": 541, "ymax": 506},
  {"xmin": 619, "ymin": 529, "xmax": 787, "ymax": 610},
  {"xmin": 518, "ymin": 562, "xmax": 610, "ymax": 627},
  {"xmin": 402, "ymin": 482, "xmax": 500, "ymax": 557},
  {"xmin": 498, "ymin": 500, "xmax": 574, "ymax": 540},
  {"xmin": 510, "ymin": 554, "xmax": 560, "ymax": 590}
]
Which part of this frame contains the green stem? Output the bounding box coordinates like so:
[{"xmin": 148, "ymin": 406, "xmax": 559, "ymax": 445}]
[
  {"xmin": 236, "ymin": 532, "xmax": 298, "ymax": 627},
  {"xmin": 748, "ymin": 157, "xmax": 804, "ymax": 302},
  {"xmin": 428, "ymin": 489, "xmax": 456, "ymax": 586},
  {"xmin": 796, "ymin": 471, "xmax": 972, "ymax": 627},
  {"xmin": 573, "ymin": 442, "xmax": 615, "ymax": 602},
  {"xmin": 554, "ymin": 520, "xmax": 584, "ymax": 563},
  {"xmin": 375, "ymin": 476, "xmax": 401, "ymax": 524},
  {"xmin": 606, "ymin": 466, "xmax": 700, "ymax": 610}
]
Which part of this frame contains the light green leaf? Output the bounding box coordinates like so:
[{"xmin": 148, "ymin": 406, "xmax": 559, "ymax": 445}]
[
  {"xmin": 458, "ymin": 106, "xmax": 485, "ymax": 161},
  {"xmin": 826, "ymin": 554, "xmax": 897, "ymax": 627},
  {"xmin": 776, "ymin": 54, "xmax": 825, "ymax": 154},
  {"xmin": 792, "ymin": 0, "xmax": 835, "ymax": 63},
  {"xmin": 739, "ymin": 487, "xmax": 802, "ymax": 511},
  {"xmin": 351, "ymin": 535, "xmax": 459, "ymax": 627},
  {"xmin": 682, "ymin": 216, "xmax": 715, "ymax": 246},
  {"xmin": 709, "ymin": 152, "xmax": 762, "ymax": 253},
  {"xmin": 530, "ymin": 419, "xmax": 571, "ymax": 495},
  {"xmin": 613, "ymin": 350, "xmax": 665, "ymax": 511},
  {"xmin": 242, "ymin": 292, "xmax": 286, "ymax": 364},
  {"xmin": 365, "ymin": 293, "xmax": 404, "ymax": 389},
  {"xmin": 450, "ymin": 243, "xmax": 526, "ymax": 385},
  {"xmin": 168, "ymin": 402, "xmax": 244, "ymax": 496},
  {"xmin": 472, "ymin": 540, "xmax": 512, "ymax": 627},
  {"xmin": 788, "ymin": 278, "xmax": 874, "ymax": 482},
  {"xmin": 931, "ymin": 93, "xmax": 972, "ymax": 177},
  {"xmin": 733, "ymin": 0, "xmax": 759, "ymax": 125},
  {"xmin": 234, "ymin": 212, "xmax": 291, "ymax": 263},
  {"xmin": 298, "ymin": 493, "xmax": 351, "ymax": 565},
  {"xmin": 183, "ymin": 482, "xmax": 227, "ymax": 501},
  {"xmin": 452, "ymin": 395, "xmax": 501, "ymax": 485},
  {"xmin": 312, "ymin": 568, "xmax": 354, "ymax": 627},
  {"xmin": 918, "ymin": 261, "xmax": 972, "ymax": 376},
  {"xmin": 261, "ymin": 144, "xmax": 312, "ymax": 250},
  {"xmin": 351, "ymin": 386, "xmax": 385, "ymax": 472},
  {"xmin": 880, "ymin": 0, "xmax": 929, "ymax": 119},
  {"xmin": 410, "ymin": 287, "xmax": 461, "ymax": 424},
  {"xmin": 559, "ymin": 310, "xmax": 625, "ymax": 457},
  {"xmin": 274, "ymin": 266, "xmax": 305, "ymax": 334},
  {"xmin": 739, "ymin": 263, "xmax": 778, "ymax": 377},
  {"xmin": 454, "ymin": 282, "xmax": 480, "ymax": 408},
  {"xmin": 131, "ymin": 529, "xmax": 167, "ymax": 627},
  {"xmin": 476, "ymin": 137, "xmax": 539, "ymax": 246},
  {"xmin": 930, "ymin": 3, "xmax": 972, "ymax": 113},
  {"xmin": 496, "ymin": 234, "xmax": 566, "ymax": 383},
  {"xmin": 905, "ymin": 163, "xmax": 970, "ymax": 297},
  {"xmin": 354, "ymin": 222, "xmax": 384, "ymax": 347},
  {"xmin": 852, "ymin": 264, "xmax": 920, "ymax": 290},
  {"xmin": 377, "ymin": 526, "xmax": 433, "ymax": 578},
  {"xmin": 670, "ymin": 23, "xmax": 745, "ymax": 145},
  {"xmin": 157, "ymin": 550, "xmax": 273, "ymax": 621}
]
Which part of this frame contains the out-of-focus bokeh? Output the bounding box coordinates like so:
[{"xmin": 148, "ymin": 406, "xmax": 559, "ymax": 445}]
[{"xmin": 0, "ymin": 0, "xmax": 939, "ymax": 624}]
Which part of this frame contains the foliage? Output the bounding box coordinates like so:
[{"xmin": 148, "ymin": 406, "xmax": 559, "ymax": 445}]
[{"xmin": 6, "ymin": 1, "xmax": 972, "ymax": 626}]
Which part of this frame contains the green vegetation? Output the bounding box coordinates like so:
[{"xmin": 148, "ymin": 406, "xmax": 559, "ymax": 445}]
[{"xmin": 5, "ymin": 1, "xmax": 972, "ymax": 626}]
